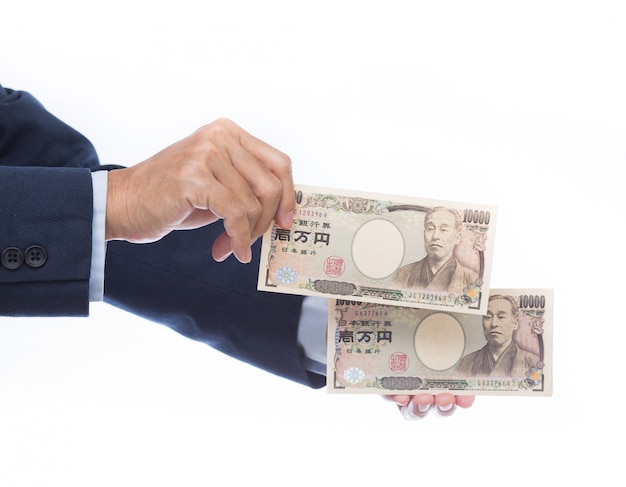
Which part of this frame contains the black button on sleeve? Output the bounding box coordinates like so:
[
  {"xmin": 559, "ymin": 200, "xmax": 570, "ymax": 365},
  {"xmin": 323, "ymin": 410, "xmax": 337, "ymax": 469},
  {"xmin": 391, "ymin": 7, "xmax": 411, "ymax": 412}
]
[
  {"xmin": 2, "ymin": 247, "xmax": 24, "ymax": 270},
  {"xmin": 25, "ymin": 245, "xmax": 47, "ymax": 268}
]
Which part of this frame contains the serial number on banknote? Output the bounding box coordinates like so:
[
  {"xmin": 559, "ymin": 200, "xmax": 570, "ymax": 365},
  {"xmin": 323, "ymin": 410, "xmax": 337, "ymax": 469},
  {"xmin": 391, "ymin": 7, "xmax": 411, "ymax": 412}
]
[
  {"xmin": 296, "ymin": 209, "xmax": 328, "ymax": 218},
  {"xmin": 353, "ymin": 310, "xmax": 389, "ymax": 317}
]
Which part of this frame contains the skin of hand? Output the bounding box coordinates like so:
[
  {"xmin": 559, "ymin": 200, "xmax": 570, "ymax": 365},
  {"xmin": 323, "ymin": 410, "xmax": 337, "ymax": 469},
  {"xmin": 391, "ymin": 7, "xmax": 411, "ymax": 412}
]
[
  {"xmin": 385, "ymin": 393, "xmax": 476, "ymax": 420},
  {"xmin": 105, "ymin": 119, "xmax": 295, "ymax": 263}
]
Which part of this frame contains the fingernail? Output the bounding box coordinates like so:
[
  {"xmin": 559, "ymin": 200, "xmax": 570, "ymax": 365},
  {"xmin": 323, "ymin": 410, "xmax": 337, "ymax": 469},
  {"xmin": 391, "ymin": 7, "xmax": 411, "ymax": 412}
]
[
  {"xmin": 215, "ymin": 251, "xmax": 232, "ymax": 263},
  {"xmin": 438, "ymin": 403, "xmax": 454, "ymax": 412},
  {"xmin": 417, "ymin": 403, "xmax": 432, "ymax": 414},
  {"xmin": 404, "ymin": 402, "xmax": 431, "ymax": 420}
]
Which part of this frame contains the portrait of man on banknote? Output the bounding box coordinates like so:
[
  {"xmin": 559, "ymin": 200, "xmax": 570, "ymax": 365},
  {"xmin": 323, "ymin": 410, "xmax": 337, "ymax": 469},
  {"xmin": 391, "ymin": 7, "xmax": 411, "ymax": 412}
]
[
  {"xmin": 393, "ymin": 206, "xmax": 479, "ymax": 293},
  {"xmin": 455, "ymin": 294, "xmax": 541, "ymax": 378}
]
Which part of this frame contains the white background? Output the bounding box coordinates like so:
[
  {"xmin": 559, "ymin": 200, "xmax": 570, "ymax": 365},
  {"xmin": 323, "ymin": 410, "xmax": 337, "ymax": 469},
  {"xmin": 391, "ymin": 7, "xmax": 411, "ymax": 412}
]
[{"xmin": 1, "ymin": 1, "xmax": 624, "ymax": 485}]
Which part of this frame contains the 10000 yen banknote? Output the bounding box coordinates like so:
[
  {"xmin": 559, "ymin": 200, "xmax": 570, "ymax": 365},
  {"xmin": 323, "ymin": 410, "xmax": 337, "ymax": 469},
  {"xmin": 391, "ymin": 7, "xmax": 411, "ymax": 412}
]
[
  {"xmin": 327, "ymin": 289, "xmax": 553, "ymax": 396},
  {"xmin": 258, "ymin": 185, "xmax": 497, "ymax": 314}
]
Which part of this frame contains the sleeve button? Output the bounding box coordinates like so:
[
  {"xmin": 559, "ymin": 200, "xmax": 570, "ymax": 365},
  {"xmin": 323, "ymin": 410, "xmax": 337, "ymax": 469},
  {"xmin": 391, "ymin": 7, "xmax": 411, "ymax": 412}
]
[
  {"xmin": 2, "ymin": 247, "xmax": 24, "ymax": 270},
  {"xmin": 25, "ymin": 245, "xmax": 47, "ymax": 268}
]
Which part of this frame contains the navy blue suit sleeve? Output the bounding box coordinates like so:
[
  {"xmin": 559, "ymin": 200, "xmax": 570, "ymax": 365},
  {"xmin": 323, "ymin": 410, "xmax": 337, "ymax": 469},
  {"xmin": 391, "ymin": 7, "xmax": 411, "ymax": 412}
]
[
  {"xmin": 0, "ymin": 85, "xmax": 96, "ymax": 316},
  {"xmin": 0, "ymin": 85, "xmax": 100, "ymax": 169},
  {"xmin": 0, "ymin": 166, "xmax": 93, "ymax": 316},
  {"xmin": 104, "ymin": 226, "xmax": 325, "ymax": 389},
  {"xmin": 0, "ymin": 83, "xmax": 325, "ymax": 387}
]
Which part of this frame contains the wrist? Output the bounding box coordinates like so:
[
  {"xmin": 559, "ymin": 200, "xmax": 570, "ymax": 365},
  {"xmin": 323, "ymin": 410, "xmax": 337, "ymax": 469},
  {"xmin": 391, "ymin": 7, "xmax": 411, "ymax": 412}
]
[{"xmin": 105, "ymin": 168, "xmax": 131, "ymax": 241}]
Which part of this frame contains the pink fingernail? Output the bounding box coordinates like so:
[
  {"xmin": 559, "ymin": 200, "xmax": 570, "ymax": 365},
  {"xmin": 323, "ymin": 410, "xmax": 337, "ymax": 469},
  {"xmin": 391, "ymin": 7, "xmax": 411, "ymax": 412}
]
[
  {"xmin": 438, "ymin": 403, "xmax": 454, "ymax": 412},
  {"xmin": 417, "ymin": 403, "xmax": 431, "ymax": 414},
  {"xmin": 215, "ymin": 251, "xmax": 232, "ymax": 262}
]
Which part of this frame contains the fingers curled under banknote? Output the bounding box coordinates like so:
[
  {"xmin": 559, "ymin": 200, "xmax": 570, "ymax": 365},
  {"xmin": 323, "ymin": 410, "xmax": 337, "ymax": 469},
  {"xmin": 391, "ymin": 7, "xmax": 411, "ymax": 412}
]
[
  {"xmin": 432, "ymin": 393, "xmax": 457, "ymax": 417},
  {"xmin": 386, "ymin": 394, "xmax": 433, "ymax": 420},
  {"xmin": 400, "ymin": 401, "xmax": 433, "ymax": 420},
  {"xmin": 434, "ymin": 402, "xmax": 457, "ymax": 417},
  {"xmin": 385, "ymin": 393, "xmax": 475, "ymax": 421}
]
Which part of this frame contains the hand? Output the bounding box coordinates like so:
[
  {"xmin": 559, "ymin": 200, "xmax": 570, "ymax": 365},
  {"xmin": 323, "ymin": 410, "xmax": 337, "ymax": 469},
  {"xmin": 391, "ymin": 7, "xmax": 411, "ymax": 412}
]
[
  {"xmin": 105, "ymin": 119, "xmax": 295, "ymax": 263},
  {"xmin": 384, "ymin": 393, "xmax": 475, "ymax": 420}
]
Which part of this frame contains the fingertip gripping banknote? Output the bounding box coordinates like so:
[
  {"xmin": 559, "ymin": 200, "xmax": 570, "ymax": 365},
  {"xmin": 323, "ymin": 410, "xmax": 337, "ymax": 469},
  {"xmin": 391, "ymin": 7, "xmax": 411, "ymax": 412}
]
[
  {"xmin": 327, "ymin": 289, "xmax": 553, "ymax": 396},
  {"xmin": 258, "ymin": 184, "xmax": 498, "ymax": 315}
]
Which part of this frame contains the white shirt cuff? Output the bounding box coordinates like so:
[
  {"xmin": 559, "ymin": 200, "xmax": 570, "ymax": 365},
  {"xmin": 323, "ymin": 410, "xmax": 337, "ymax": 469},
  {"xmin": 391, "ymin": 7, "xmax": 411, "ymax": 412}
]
[
  {"xmin": 297, "ymin": 297, "xmax": 328, "ymax": 373},
  {"xmin": 89, "ymin": 171, "xmax": 107, "ymax": 302}
]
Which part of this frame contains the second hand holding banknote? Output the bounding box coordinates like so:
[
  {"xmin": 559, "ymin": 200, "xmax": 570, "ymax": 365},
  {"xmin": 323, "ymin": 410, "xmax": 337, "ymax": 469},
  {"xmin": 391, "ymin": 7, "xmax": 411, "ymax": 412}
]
[
  {"xmin": 327, "ymin": 289, "xmax": 553, "ymax": 396},
  {"xmin": 258, "ymin": 184, "xmax": 498, "ymax": 315}
]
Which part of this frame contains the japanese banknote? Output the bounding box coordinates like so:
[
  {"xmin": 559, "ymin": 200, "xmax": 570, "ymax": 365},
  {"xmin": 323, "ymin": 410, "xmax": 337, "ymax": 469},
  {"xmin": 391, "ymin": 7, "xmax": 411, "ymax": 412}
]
[
  {"xmin": 258, "ymin": 184, "xmax": 497, "ymax": 315},
  {"xmin": 327, "ymin": 289, "xmax": 553, "ymax": 396}
]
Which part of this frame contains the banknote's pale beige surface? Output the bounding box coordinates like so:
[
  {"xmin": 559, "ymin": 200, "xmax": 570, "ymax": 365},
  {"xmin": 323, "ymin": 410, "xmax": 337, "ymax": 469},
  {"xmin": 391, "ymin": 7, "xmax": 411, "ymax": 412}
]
[
  {"xmin": 258, "ymin": 184, "xmax": 497, "ymax": 314},
  {"xmin": 327, "ymin": 289, "xmax": 553, "ymax": 396}
]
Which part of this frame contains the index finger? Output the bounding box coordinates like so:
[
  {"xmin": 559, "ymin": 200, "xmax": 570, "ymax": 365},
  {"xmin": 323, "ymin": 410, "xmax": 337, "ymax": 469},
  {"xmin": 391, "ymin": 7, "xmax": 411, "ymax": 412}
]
[{"xmin": 235, "ymin": 125, "xmax": 296, "ymax": 229}]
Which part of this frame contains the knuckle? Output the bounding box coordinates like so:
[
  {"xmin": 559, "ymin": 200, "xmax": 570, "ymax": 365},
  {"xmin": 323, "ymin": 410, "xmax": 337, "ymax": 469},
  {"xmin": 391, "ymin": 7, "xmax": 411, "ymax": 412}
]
[
  {"xmin": 252, "ymin": 177, "xmax": 283, "ymax": 210},
  {"xmin": 213, "ymin": 117, "xmax": 236, "ymax": 128},
  {"xmin": 273, "ymin": 152, "xmax": 292, "ymax": 172},
  {"xmin": 199, "ymin": 118, "xmax": 236, "ymax": 140},
  {"xmin": 228, "ymin": 200, "xmax": 248, "ymax": 221},
  {"xmin": 186, "ymin": 135, "xmax": 222, "ymax": 164},
  {"xmin": 280, "ymin": 152, "xmax": 292, "ymax": 167},
  {"xmin": 261, "ymin": 176, "xmax": 283, "ymax": 199},
  {"xmin": 178, "ymin": 155, "xmax": 208, "ymax": 180},
  {"xmin": 248, "ymin": 199, "xmax": 263, "ymax": 220}
]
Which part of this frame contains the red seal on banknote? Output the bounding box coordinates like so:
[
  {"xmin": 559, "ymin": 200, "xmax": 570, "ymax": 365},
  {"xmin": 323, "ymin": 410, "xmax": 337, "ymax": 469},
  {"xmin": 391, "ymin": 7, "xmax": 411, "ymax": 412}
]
[
  {"xmin": 389, "ymin": 352, "xmax": 409, "ymax": 373},
  {"xmin": 324, "ymin": 256, "xmax": 345, "ymax": 278}
]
